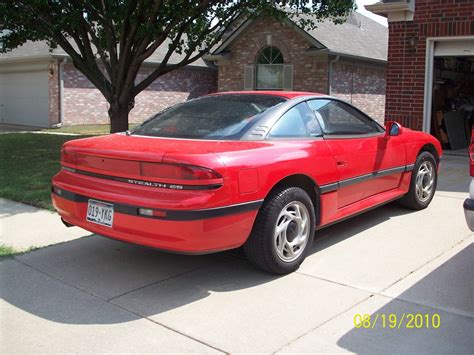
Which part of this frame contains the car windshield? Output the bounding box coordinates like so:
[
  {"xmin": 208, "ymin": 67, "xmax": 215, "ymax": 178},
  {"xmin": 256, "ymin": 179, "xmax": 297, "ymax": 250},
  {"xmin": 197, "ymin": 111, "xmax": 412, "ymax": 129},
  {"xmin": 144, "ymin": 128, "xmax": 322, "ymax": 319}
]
[{"xmin": 132, "ymin": 94, "xmax": 286, "ymax": 140}]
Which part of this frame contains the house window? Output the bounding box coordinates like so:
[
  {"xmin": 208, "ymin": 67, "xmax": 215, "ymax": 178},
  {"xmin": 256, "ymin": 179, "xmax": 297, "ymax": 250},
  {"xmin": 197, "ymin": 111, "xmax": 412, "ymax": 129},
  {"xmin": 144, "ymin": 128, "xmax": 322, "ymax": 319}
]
[{"xmin": 256, "ymin": 46, "xmax": 284, "ymax": 90}]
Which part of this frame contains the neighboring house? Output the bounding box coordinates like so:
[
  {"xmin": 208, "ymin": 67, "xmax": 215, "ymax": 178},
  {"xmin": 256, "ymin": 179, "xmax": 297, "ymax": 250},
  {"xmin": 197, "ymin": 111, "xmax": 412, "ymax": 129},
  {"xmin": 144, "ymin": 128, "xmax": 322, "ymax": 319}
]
[
  {"xmin": 207, "ymin": 12, "xmax": 388, "ymax": 123},
  {"xmin": 0, "ymin": 42, "xmax": 217, "ymax": 127},
  {"xmin": 367, "ymin": 0, "xmax": 474, "ymax": 150},
  {"xmin": 0, "ymin": 11, "xmax": 388, "ymax": 128}
]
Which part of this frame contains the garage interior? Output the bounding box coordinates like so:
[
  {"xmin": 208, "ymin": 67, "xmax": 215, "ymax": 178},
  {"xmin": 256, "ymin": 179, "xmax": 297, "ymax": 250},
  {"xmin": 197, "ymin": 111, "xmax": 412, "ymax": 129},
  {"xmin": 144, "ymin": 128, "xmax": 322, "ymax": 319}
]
[{"xmin": 431, "ymin": 44, "xmax": 473, "ymax": 151}]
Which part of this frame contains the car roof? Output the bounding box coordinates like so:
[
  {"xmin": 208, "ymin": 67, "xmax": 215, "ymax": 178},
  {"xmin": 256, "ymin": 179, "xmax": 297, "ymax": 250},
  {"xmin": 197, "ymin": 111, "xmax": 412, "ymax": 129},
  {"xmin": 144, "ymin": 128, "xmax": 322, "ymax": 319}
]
[{"xmin": 209, "ymin": 91, "xmax": 328, "ymax": 99}]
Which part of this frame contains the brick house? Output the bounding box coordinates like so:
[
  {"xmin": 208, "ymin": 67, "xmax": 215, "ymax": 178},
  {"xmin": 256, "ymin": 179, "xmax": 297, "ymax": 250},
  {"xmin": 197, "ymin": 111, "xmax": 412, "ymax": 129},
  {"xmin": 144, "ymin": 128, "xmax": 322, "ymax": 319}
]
[
  {"xmin": 0, "ymin": 12, "xmax": 388, "ymax": 128},
  {"xmin": 0, "ymin": 41, "xmax": 217, "ymax": 127},
  {"xmin": 207, "ymin": 12, "xmax": 388, "ymax": 123},
  {"xmin": 367, "ymin": 0, "xmax": 474, "ymax": 150}
]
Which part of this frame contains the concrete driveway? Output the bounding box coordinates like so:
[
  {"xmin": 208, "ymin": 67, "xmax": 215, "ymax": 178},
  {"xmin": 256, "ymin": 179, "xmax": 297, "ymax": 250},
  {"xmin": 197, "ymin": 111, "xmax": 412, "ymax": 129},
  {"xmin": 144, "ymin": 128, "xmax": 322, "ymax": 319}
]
[{"xmin": 1, "ymin": 154, "xmax": 473, "ymax": 353}]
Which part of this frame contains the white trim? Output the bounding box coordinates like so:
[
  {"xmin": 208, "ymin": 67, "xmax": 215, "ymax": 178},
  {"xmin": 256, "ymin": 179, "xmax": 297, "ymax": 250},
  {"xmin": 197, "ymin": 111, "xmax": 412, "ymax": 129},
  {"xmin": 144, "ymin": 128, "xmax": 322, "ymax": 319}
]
[
  {"xmin": 423, "ymin": 39, "xmax": 434, "ymax": 133},
  {"xmin": 0, "ymin": 60, "xmax": 50, "ymax": 73},
  {"xmin": 0, "ymin": 55, "xmax": 56, "ymax": 64},
  {"xmin": 213, "ymin": 17, "xmax": 326, "ymax": 55},
  {"xmin": 365, "ymin": 1, "xmax": 415, "ymax": 22},
  {"xmin": 213, "ymin": 19, "xmax": 254, "ymax": 55},
  {"xmin": 423, "ymin": 36, "xmax": 474, "ymax": 133},
  {"xmin": 58, "ymin": 58, "xmax": 67, "ymax": 126}
]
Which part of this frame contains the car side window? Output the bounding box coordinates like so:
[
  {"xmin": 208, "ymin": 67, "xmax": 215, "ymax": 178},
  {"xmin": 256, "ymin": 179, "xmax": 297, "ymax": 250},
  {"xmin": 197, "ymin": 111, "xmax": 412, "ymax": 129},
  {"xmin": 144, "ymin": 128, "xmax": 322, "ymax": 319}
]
[
  {"xmin": 307, "ymin": 99, "xmax": 380, "ymax": 135},
  {"xmin": 268, "ymin": 102, "xmax": 322, "ymax": 138}
]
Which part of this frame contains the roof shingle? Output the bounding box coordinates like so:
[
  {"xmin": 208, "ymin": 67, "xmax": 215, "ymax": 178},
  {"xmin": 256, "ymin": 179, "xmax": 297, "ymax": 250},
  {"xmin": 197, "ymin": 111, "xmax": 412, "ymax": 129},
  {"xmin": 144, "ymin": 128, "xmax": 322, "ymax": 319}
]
[
  {"xmin": 0, "ymin": 11, "xmax": 387, "ymax": 65},
  {"xmin": 0, "ymin": 38, "xmax": 212, "ymax": 68},
  {"xmin": 304, "ymin": 12, "xmax": 387, "ymax": 62},
  {"xmin": 212, "ymin": 11, "xmax": 388, "ymax": 63}
]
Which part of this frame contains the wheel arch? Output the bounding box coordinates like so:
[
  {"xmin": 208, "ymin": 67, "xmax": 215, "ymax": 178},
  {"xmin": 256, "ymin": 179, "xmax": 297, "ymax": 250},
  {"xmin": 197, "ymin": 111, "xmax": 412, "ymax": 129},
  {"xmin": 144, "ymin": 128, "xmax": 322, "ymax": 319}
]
[
  {"xmin": 265, "ymin": 174, "xmax": 321, "ymax": 226},
  {"xmin": 419, "ymin": 143, "xmax": 440, "ymax": 164}
]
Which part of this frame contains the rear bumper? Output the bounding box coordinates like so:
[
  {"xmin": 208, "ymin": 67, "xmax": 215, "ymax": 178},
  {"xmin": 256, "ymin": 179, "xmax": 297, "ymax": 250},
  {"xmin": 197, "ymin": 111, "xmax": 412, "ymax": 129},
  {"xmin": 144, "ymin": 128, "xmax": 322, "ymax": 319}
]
[{"xmin": 52, "ymin": 187, "xmax": 260, "ymax": 254}]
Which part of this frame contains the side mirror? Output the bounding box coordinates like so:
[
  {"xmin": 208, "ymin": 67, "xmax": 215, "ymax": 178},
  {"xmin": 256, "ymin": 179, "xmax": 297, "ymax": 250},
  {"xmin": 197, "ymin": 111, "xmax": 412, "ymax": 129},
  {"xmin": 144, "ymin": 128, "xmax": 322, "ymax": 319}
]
[{"xmin": 385, "ymin": 121, "xmax": 403, "ymax": 137}]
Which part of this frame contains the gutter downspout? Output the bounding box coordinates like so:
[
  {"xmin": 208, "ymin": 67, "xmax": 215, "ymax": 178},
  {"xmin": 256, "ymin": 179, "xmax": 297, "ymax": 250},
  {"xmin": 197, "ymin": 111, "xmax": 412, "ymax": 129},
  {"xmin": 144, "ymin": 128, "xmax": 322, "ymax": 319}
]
[
  {"xmin": 328, "ymin": 55, "xmax": 340, "ymax": 96},
  {"xmin": 51, "ymin": 58, "xmax": 67, "ymax": 128}
]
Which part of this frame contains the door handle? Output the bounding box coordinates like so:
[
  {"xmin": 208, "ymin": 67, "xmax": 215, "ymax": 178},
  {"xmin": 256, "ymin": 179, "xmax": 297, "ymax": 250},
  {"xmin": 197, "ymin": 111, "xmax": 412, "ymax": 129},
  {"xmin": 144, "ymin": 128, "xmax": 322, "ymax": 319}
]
[{"xmin": 337, "ymin": 161, "xmax": 347, "ymax": 166}]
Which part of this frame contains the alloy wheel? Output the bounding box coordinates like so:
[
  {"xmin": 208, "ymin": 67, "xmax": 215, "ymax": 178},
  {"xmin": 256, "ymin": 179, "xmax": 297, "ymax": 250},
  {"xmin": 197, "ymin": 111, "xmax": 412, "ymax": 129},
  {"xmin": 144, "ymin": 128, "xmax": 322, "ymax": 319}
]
[
  {"xmin": 274, "ymin": 201, "xmax": 310, "ymax": 262},
  {"xmin": 415, "ymin": 161, "xmax": 435, "ymax": 202}
]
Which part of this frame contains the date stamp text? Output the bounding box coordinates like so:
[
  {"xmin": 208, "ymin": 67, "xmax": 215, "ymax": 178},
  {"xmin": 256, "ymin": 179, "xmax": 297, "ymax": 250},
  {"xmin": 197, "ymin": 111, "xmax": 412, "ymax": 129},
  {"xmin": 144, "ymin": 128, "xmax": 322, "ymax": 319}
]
[{"xmin": 354, "ymin": 313, "xmax": 441, "ymax": 329}]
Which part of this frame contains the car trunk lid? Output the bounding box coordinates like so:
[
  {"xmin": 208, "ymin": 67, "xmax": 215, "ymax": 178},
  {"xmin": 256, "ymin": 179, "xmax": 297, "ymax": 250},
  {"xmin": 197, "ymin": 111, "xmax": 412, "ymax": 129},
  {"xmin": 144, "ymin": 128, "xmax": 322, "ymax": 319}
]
[{"xmin": 61, "ymin": 133, "xmax": 270, "ymax": 184}]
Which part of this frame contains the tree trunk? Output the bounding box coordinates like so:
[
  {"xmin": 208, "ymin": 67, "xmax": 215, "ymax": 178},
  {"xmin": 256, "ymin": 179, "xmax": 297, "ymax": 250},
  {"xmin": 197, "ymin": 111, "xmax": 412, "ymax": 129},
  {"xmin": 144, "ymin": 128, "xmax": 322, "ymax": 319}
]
[{"xmin": 108, "ymin": 103, "xmax": 130, "ymax": 133}]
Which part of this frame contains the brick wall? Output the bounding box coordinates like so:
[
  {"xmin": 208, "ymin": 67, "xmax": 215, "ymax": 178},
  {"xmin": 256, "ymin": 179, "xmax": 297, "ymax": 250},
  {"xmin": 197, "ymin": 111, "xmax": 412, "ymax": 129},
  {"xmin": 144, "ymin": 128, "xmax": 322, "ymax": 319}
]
[
  {"xmin": 48, "ymin": 60, "xmax": 60, "ymax": 125},
  {"xmin": 331, "ymin": 60, "xmax": 386, "ymax": 123},
  {"xmin": 218, "ymin": 17, "xmax": 329, "ymax": 94},
  {"xmin": 62, "ymin": 63, "xmax": 217, "ymax": 125},
  {"xmin": 385, "ymin": 0, "xmax": 474, "ymax": 130},
  {"xmin": 57, "ymin": 15, "xmax": 390, "ymax": 127},
  {"xmin": 218, "ymin": 17, "xmax": 386, "ymax": 123}
]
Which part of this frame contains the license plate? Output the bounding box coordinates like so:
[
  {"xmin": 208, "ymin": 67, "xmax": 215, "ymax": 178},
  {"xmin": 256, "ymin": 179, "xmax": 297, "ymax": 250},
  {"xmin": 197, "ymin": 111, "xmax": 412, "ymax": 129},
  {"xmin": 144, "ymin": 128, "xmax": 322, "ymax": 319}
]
[{"xmin": 86, "ymin": 199, "xmax": 114, "ymax": 227}]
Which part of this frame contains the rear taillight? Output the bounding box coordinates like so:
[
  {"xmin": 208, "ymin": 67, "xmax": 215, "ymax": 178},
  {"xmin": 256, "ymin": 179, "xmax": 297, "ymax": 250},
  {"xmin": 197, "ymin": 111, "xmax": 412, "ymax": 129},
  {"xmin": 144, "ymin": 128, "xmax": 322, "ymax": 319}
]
[
  {"xmin": 61, "ymin": 150, "xmax": 76, "ymax": 165},
  {"xmin": 138, "ymin": 208, "xmax": 167, "ymax": 218},
  {"xmin": 59, "ymin": 151, "xmax": 222, "ymax": 187},
  {"xmin": 140, "ymin": 162, "xmax": 222, "ymax": 181}
]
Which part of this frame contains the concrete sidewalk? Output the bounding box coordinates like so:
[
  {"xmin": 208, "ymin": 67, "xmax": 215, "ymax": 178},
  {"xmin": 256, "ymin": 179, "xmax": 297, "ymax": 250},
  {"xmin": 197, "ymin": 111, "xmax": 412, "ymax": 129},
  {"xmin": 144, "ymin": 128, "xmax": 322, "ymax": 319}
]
[
  {"xmin": 1, "ymin": 155, "xmax": 473, "ymax": 353},
  {"xmin": 0, "ymin": 198, "xmax": 90, "ymax": 251}
]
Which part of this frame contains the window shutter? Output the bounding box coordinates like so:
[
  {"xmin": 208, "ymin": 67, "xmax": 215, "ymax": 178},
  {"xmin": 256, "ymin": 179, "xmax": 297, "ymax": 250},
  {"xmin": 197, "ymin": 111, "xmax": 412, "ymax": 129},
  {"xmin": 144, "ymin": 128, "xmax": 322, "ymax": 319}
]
[
  {"xmin": 282, "ymin": 64, "xmax": 293, "ymax": 91},
  {"xmin": 244, "ymin": 65, "xmax": 255, "ymax": 90}
]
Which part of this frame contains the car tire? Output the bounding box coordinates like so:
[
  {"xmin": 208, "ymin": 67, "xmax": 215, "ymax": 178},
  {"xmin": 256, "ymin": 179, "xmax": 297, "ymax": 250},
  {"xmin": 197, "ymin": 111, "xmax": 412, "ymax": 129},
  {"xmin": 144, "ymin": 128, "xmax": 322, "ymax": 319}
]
[
  {"xmin": 399, "ymin": 151, "xmax": 438, "ymax": 210},
  {"xmin": 243, "ymin": 186, "xmax": 316, "ymax": 274}
]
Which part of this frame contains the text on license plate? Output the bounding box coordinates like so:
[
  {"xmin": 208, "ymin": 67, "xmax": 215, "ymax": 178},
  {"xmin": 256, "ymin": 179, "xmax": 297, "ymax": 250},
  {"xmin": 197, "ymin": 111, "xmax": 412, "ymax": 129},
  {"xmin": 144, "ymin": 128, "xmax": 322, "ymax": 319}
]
[{"xmin": 86, "ymin": 199, "xmax": 114, "ymax": 227}]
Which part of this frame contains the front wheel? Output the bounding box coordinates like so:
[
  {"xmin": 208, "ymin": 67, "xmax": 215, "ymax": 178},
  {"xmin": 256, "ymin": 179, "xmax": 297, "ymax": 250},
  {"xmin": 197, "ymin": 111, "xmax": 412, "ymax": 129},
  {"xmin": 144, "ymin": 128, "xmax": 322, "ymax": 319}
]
[
  {"xmin": 243, "ymin": 187, "xmax": 316, "ymax": 274},
  {"xmin": 399, "ymin": 151, "xmax": 438, "ymax": 210}
]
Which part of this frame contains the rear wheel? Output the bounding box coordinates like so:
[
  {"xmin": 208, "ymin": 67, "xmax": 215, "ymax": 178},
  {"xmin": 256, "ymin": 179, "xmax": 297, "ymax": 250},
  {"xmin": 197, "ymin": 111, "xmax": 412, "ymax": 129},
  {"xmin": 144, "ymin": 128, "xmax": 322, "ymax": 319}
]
[
  {"xmin": 399, "ymin": 151, "xmax": 437, "ymax": 210},
  {"xmin": 243, "ymin": 187, "xmax": 315, "ymax": 274}
]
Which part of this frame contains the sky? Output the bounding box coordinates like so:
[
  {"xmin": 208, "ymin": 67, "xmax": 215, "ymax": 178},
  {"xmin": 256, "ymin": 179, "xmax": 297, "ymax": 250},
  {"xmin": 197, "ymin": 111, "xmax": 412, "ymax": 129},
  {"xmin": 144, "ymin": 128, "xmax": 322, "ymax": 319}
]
[{"xmin": 355, "ymin": 0, "xmax": 388, "ymax": 27}]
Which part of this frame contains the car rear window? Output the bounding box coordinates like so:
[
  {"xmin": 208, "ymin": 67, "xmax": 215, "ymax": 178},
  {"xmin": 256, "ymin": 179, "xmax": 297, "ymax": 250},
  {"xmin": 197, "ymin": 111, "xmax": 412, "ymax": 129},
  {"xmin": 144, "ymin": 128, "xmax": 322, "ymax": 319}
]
[{"xmin": 132, "ymin": 94, "xmax": 286, "ymax": 140}]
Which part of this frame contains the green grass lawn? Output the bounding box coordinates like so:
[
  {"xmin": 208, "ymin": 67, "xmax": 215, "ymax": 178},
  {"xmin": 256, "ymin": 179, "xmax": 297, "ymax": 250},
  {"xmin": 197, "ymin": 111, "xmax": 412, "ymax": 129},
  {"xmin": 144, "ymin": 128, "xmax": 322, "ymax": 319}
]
[
  {"xmin": 0, "ymin": 133, "xmax": 90, "ymax": 210},
  {"xmin": 42, "ymin": 123, "xmax": 138, "ymax": 135}
]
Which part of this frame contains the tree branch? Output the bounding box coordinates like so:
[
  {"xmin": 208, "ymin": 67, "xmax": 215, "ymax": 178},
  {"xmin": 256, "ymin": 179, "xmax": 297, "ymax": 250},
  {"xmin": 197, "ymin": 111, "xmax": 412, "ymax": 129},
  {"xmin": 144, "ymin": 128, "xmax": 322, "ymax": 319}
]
[
  {"xmin": 98, "ymin": 0, "xmax": 119, "ymax": 73},
  {"xmin": 132, "ymin": 10, "xmax": 240, "ymax": 96},
  {"xmin": 16, "ymin": 1, "xmax": 112, "ymax": 100}
]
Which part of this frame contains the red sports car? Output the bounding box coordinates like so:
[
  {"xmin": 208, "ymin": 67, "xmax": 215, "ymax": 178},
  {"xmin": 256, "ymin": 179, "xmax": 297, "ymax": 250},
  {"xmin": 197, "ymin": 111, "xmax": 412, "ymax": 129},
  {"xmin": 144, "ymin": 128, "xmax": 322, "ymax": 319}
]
[{"xmin": 52, "ymin": 91, "xmax": 441, "ymax": 274}]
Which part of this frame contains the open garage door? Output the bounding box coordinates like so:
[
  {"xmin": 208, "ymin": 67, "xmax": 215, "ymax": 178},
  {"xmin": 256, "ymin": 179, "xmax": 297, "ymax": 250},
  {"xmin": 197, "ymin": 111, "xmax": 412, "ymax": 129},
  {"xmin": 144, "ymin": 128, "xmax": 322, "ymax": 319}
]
[
  {"xmin": 435, "ymin": 40, "xmax": 474, "ymax": 57},
  {"xmin": 430, "ymin": 39, "xmax": 474, "ymax": 151},
  {"xmin": 0, "ymin": 70, "xmax": 49, "ymax": 127}
]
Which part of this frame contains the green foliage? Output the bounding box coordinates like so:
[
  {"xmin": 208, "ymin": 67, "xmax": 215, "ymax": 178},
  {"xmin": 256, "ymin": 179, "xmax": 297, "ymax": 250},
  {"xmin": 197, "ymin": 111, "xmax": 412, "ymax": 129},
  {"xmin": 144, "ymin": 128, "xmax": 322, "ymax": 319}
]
[
  {"xmin": 0, "ymin": 1, "xmax": 355, "ymax": 132},
  {"xmin": 0, "ymin": 244, "xmax": 39, "ymax": 259},
  {"xmin": 0, "ymin": 244, "xmax": 17, "ymax": 259}
]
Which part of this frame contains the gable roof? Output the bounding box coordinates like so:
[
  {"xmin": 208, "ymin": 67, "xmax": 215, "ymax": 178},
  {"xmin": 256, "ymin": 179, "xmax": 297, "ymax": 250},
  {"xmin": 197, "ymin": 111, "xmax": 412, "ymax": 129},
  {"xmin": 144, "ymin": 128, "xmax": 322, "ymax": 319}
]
[
  {"xmin": 305, "ymin": 12, "xmax": 387, "ymax": 62},
  {"xmin": 212, "ymin": 11, "xmax": 388, "ymax": 63},
  {"xmin": 0, "ymin": 41, "xmax": 61, "ymax": 62},
  {"xmin": 0, "ymin": 39, "xmax": 214, "ymax": 68},
  {"xmin": 0, "ymin": 11, "xmax": 387, "ymax": 66}
]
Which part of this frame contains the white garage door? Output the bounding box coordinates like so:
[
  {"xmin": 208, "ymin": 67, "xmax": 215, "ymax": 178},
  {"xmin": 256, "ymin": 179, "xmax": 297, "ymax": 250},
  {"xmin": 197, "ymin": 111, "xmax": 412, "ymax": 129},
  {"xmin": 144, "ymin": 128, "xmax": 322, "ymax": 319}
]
[
  {"xmin": 0, "ymin": 70, "xmax": 49, "ymax": 127},
  {"xmin": 434, "ymin": 40, "xmax": 474, "ymax": 57}
]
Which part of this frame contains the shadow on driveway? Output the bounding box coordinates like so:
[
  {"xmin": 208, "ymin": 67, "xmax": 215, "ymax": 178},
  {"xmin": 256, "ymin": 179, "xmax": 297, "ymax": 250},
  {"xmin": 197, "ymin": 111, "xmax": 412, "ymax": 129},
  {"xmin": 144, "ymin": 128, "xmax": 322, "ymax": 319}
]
[
  {"xmin": 437, "ymin": 154, "xmax": 469, "ymax": 194},
  {"xmin": 1, "ymin": 201, "xmax": 410, "ymax": 326},
  {"xmin": 309, "ymin": 202, "xmax": 412, "ymax": 256},
  {"xmin": 336, "ymin": 244, "xmax": 473, "ymax": 354}
]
